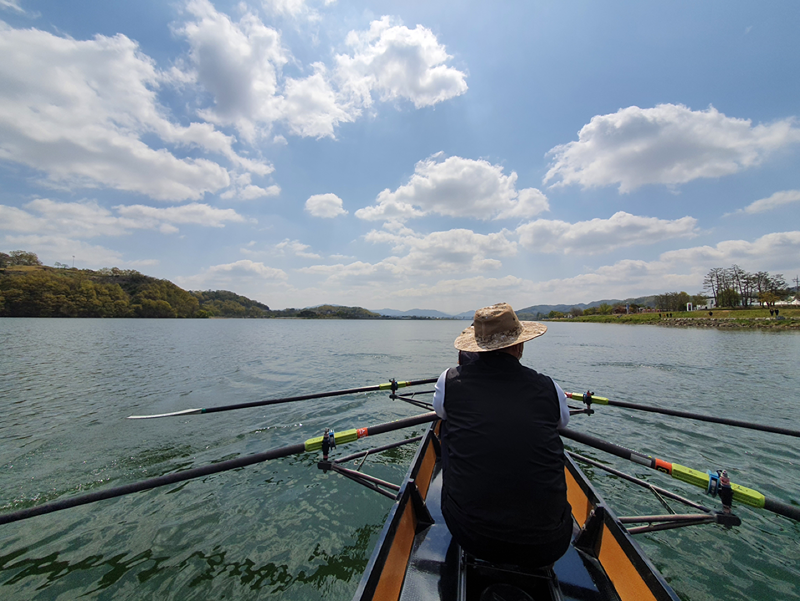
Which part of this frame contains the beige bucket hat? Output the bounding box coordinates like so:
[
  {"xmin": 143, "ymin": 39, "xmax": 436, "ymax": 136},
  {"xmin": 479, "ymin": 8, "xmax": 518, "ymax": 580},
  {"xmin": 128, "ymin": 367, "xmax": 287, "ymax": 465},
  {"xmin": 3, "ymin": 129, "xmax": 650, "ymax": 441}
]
[{"xmin": 454, "ymin": 302, "xmax": 547, "ymax": 352}]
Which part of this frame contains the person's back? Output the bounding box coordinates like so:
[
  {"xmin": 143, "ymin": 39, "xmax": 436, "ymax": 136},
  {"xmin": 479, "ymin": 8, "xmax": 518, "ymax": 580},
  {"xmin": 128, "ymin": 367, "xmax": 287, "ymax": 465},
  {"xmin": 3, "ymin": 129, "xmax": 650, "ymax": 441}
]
[{"xmin": 433, "ymin": 303, "xmax": 572, "ymax": 567}]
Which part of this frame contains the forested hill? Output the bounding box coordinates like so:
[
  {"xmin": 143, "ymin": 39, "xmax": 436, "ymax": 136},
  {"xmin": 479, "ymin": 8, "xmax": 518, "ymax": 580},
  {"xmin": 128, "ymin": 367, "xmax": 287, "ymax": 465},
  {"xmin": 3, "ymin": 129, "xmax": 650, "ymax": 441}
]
[{"xmin": 0, "ymin": 255, "xmax": 380, "ymax": 319}]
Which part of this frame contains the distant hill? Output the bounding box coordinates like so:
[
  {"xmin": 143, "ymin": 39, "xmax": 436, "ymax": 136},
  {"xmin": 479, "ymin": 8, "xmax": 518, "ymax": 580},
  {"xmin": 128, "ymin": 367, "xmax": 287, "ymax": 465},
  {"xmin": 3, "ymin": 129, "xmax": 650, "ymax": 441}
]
[
  {"xmin": 1, "ymin": 253, "xmax": 383, "ymax": 319},
  {"xmin": 373, "ymin": 308, "xmax": 460, "ymax": 318},
  {"xmin": 518, "ymin": 296, "xmax": 657, "ymax": 317}
]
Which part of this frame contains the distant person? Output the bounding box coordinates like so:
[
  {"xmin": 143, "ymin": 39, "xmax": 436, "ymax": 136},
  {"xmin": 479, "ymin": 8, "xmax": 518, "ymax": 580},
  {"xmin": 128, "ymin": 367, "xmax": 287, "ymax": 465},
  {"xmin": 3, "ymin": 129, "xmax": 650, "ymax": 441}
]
[{"xmin": 433, "ymin": 303, "xmax": 572, "ymax": 568}]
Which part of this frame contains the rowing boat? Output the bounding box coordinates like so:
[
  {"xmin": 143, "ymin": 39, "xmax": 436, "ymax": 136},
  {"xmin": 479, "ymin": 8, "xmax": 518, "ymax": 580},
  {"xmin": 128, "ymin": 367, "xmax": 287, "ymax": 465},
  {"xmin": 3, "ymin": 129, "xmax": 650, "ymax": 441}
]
[
  {"xmin": 2, "ymin": 378, "xmax": 798, "ymax": 600},
  {"xmin": 350, "ymin": 420, "xmax": 678, "ymax": 601}
]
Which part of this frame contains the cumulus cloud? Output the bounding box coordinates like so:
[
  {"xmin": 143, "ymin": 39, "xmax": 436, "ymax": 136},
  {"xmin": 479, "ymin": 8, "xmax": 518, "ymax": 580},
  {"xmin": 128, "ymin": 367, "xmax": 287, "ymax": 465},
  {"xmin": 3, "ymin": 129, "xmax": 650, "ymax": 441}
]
[
  {"xmin": 299, "ymin": 225, "xmax": 516, "ymax": 288},
  {"xmin": 174, "ymin": 7, "xmax": 466, "ymax": 141},
  {"xmin": 0, "ymin": 199, "xmax": 247, "ymax": 238},
  {"xmin": 544, "ymin": 104, "xmax": 800, "ymax": 192},
  {"xmin": 0, "ymin": 21, "xmax": 277, "ymax": 201},
  {"xmin": 220, "ymin": 173, "xmax": 281, "ymax": 200},
  {"xmin": 275, "ymin": 239, "xmax": 321, "ymax": 258},
  {"xmin": 734, "ymin": 190, "xmax": 800, "ymax": 215},
  {"xmin": 335, "ymin": 16, "xmax": 468, "ymax": 109},
  {"xmin": 1, "ymin": 234, "xmax": 124, "ymax": 268},
  {"xmin": 262, "ymin": 0, "xmax": 320, "ymax": 20},
  {"xmin": 365, "ymin": 225, "xmax": 516, "ymax": 273},
  {"xmin": 659, "ymin": 231, "xmax": 800, "ymax": 266},
  {"xmin": 388, "ymin": 231, "xmax": 800, "ymax": 312},
  {"xmin": 114, "ymin": 203, "xmax": 249, "ymax": 230},
  {"xmin": 516, "ymin": 211, "xmax": 698, "ymax": 254},
  {"xmin": 174, "ymin": 259, "xmax": 288, "ymax": 294},
  {"xmin": 175, "ymin": 0, "xmax": 288, "ymax": 140},
  {"xmin": 355, "ymin": 154, "xmax": 548, "ymax": 222},
  {"xmin": 305, "ymin": 193, "xmax": 347, "ymax": 217}
]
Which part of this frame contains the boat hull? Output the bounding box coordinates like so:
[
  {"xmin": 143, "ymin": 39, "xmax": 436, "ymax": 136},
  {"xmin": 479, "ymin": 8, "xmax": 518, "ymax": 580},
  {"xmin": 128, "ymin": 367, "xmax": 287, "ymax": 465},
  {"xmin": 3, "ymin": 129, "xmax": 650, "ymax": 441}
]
[{"xmin": 353, "ymin": 420, "xmax": 679, "ymax": 601}]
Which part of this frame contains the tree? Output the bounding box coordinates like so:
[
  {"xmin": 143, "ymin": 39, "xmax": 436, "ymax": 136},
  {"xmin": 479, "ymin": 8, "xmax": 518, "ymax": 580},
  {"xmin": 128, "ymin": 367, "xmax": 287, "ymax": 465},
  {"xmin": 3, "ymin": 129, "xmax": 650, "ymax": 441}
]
[
  {"xmin": 703, "ymin": 267, "xmax": 726, "ymax": 306},
  {"xmin": 597, "ymin": 303, "xmax": 613, "ymax": 315},
  {"xmin": 0, "ymin": 252, "xmax": 10, "ymax": 268},
  {"xmin": 691, "ymin": 293, "xmax": 708, "ymax": 308},
  {"xmin": 568, "ymin": 307, "xmax": 584, "ymax": 317},
  {"xmin": 717, "ymin": 288, "xmax": 741, "ymax": 308},
  {"xmin": 8, "ymin": 250, "xmax": 42, "ymax": 266},
  {"xmin": 758, "ymin": 291, "xmax": 782, "ymax": 309}
]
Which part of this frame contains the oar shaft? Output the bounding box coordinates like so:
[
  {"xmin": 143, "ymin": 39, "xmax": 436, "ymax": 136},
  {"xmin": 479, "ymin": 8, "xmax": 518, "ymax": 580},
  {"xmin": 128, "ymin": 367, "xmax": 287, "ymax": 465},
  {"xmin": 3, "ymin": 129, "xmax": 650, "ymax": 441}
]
[
  {"xmin": 128, "ymin": 378, "xmax": 438, "ymax": 419},
  {"xmin": 567, "ymin": 393, "xmax": 800, "ymax": 438},
  {"xmin": 0, "ymin": 443, "xmax": 305, "ymax": 526},
  {"xmin": 559, "ymin": 427, "xmax": 800, "ymax": 522},
  {"xmin": 1, "ymin": 412, "xmax": 438, "ymax": 526}
]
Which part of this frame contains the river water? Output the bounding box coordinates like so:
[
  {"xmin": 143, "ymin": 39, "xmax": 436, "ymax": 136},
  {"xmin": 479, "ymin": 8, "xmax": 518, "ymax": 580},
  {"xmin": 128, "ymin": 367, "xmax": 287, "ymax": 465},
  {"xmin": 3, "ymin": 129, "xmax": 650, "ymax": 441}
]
[{"xmin": 0, "ymin": 319, "xmax": 798, "ymax": 600}]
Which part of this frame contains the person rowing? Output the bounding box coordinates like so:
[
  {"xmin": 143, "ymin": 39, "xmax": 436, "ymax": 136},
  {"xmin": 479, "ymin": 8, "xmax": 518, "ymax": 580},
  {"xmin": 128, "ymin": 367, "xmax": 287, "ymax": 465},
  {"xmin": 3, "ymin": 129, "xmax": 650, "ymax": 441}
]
[{"xmin": 433, "ymin": 302, "xmax": 572, "ymax": 568}]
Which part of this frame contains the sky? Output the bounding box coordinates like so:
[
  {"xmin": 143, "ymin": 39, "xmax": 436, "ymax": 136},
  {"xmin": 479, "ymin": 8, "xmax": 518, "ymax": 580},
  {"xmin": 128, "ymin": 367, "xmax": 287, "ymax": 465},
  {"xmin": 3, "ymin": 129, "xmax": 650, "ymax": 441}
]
[{"xmin": 1, "ymin": 1, "xmax": 799, "ymax": 314}]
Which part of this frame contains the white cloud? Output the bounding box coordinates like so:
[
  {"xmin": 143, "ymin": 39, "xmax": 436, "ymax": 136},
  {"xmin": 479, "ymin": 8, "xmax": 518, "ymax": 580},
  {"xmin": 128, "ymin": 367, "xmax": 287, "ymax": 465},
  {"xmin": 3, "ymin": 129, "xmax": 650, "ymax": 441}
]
[
  {"xmin": 114, "ymin": 203, "xmax": 249, "ymax": 229},
  {"xmin": 734, "ymin": 190, "xmax": 800, "ymax": 215},
  {"xmin": 659, "ymin": 231, "xmax": 800, "ymax": 267},
  {"xmin": 174, "ymin": 259, "xmax": 289, "ymax": 294},
  {"xmin": 220, "ymin": 172, "xmax": 281, "ymax": 200},
  {"xmin": 544, "ymin": 104, "xmax": 800, "ymax": 192},
  {"xmin": 355, "ymin": 154, "xmax": 548, "ymax": 222},
  {"xmin": 516, "ymin": 211, "xmax": 698, "ymax": 254},
  {"xmin": 1, "ymin": 234, "xmax": 124, "ymax": 268},
  {"xmin": 305, "ymin": 193, "xmax": 347, "ymax": 217},
  {"xmin": 299, "ymin": 225, "xmax": 516, "ymax": 289},
  {"xmin": 283, "ymin": 63, "xmax": 354, "ymax": 138},
  {"xmin": 365, "ymin": 226, "xmax": 516, "ymax": 273},
  {"xmin": 0, "ymin": 199, "xmax": 247, "ymax": 238},
  {"xmin": 275, "ymin": 238, "xmax": 321, "ymax": 258},
  {"xmin": 176, "ymin": 0, "xmax": 288, "ymax": 141},
  {"xmin": 174, "ymin": 8, "xmax": 467, "ymax": 141},
  {"xmin": 0, "ymin": 0, "xmax": 26, "ymax": 14},
  {"xmin": 388, "ymin": 231, "xmax": 800, "ymax": 312},
  {"xmin": 0, "ymin": 21, "xmax": 277, "ymax": 201},
  {"xmin": 336, "ymin": 16, "xmax": 468, "ymax": 109},
  {"xmin": 262, "ymin": 0, "xmax": 316, "ymax": 19}
]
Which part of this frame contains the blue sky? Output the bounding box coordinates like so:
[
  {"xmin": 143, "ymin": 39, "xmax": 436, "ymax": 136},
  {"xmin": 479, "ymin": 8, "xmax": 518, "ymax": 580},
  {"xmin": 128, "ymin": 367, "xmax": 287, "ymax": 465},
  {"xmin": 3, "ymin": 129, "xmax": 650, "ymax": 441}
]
[{"xmin": 1, "ymin": 1, "xmax": 799, "ymax": 313}]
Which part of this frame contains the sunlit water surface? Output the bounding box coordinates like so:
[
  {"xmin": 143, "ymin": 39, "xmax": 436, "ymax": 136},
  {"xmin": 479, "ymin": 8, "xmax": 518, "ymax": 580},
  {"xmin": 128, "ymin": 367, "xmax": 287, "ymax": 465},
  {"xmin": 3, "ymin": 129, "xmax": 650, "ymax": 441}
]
[{"xmin": 1, "ymin": 319, "xmax": 798, "ymax": 600}]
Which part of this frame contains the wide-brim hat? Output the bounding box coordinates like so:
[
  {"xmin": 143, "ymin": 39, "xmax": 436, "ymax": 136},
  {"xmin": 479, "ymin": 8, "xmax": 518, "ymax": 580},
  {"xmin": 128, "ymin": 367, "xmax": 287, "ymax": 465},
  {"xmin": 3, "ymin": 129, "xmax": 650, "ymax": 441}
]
[{"xmin": 454, "ymin": 302, "xmax": 547, "ymax": 352}]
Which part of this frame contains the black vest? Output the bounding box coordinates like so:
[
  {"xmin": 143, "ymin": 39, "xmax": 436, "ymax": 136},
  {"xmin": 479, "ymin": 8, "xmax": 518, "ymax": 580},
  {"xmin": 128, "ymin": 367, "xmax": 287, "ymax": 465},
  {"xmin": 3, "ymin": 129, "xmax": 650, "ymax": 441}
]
[{"xmin": 441, "ymin": 352, "xmax": 569, "ymax": 544}]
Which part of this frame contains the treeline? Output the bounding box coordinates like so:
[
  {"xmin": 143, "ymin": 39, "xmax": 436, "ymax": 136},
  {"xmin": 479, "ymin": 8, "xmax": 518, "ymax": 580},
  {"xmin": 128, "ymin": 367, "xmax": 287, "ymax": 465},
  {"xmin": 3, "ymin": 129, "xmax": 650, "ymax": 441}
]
[
  {"xmin": 703, "ymin": 265, "xmax": 791, "ymax": 308},
  {"xmin": 654, "ymin": 292, "xmax": 709, "ymax": 312},
  {"xmin": 650, "ymin": 266, "xmax": 794, "ymax": 311},
  {"xmin": 0, "ymin": 251, "xmax": 384, "ymax": 319},
  {"xmin": 191, "ymin": 290, "xmax": 271, "ymax": 318},
  {"xmin": 1, "ymin": 258, "xmax": 200, "ymax": 318}
]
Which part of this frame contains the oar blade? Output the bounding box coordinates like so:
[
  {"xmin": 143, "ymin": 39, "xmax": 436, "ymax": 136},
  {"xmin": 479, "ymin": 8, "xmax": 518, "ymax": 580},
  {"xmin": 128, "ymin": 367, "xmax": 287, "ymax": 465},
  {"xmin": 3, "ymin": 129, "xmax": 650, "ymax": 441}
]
[{"xmin": 127, "ymin": 408, "xmax": 203, "ymax": 419}]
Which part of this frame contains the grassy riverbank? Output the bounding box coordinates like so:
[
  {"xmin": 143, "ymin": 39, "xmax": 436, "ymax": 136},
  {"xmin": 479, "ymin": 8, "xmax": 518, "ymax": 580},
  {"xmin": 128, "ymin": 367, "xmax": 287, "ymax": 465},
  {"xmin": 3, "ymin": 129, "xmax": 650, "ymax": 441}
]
[{"xmin": 547, "ymin": 307, "xmax": 800, "ymax": 329}]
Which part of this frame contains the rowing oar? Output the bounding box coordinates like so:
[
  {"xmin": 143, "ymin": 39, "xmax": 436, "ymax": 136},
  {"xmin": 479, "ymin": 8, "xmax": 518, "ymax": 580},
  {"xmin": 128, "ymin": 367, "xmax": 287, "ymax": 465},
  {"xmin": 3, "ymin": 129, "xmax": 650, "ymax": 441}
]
[
  {"xmin": 566, "ymin": 392, "xmax": 800, "ymax": 439},
  {"xmin": 559, "ymin": 427, "xmax": 800, "ymax": 522},
  {"xmin": 128, "ymin": 378, "xmax": 438, "ymax": 419},
  {"xmin": 0, "ymin": 412, "xmax": 438, "ymax": 526}
]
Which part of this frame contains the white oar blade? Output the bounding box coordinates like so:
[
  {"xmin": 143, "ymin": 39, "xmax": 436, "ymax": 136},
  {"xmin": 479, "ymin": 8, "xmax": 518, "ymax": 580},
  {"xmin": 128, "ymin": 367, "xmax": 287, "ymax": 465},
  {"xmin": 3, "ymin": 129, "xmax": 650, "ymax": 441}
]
[{"xmin": 127, "ymin": 408, "xmax": 203, "ymax": 419}]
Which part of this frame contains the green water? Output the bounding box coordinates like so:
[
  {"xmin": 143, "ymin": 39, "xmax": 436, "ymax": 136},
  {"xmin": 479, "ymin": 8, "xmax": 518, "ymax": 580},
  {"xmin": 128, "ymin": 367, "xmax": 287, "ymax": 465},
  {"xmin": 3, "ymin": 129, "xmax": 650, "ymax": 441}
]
[{"xmin": 1, "ymin": 319, "xmax": 798, "ymax": 600}]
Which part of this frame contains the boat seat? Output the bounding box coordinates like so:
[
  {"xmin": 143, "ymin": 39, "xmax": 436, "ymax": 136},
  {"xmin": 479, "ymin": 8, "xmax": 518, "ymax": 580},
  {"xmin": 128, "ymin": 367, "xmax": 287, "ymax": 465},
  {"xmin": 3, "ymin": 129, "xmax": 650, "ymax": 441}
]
[{"xmin": 459, "ymin": 550, "xmax": 561, "ymax": 601}]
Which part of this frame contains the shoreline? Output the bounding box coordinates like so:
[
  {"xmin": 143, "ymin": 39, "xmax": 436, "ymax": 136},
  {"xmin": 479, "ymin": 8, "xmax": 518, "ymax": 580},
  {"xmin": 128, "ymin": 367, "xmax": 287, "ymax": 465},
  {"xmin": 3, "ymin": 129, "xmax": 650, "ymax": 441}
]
[{"xmin": 545, "ymin": 315, "xmax": 800, "ymax": 329}]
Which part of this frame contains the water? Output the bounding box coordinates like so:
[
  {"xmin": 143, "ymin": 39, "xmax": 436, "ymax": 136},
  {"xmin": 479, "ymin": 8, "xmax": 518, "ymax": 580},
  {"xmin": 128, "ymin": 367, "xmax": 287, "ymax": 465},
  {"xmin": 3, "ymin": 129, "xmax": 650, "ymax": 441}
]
[{"xmin": 0, "ymin": 319, "xmax": 798, "ymax": 600}]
